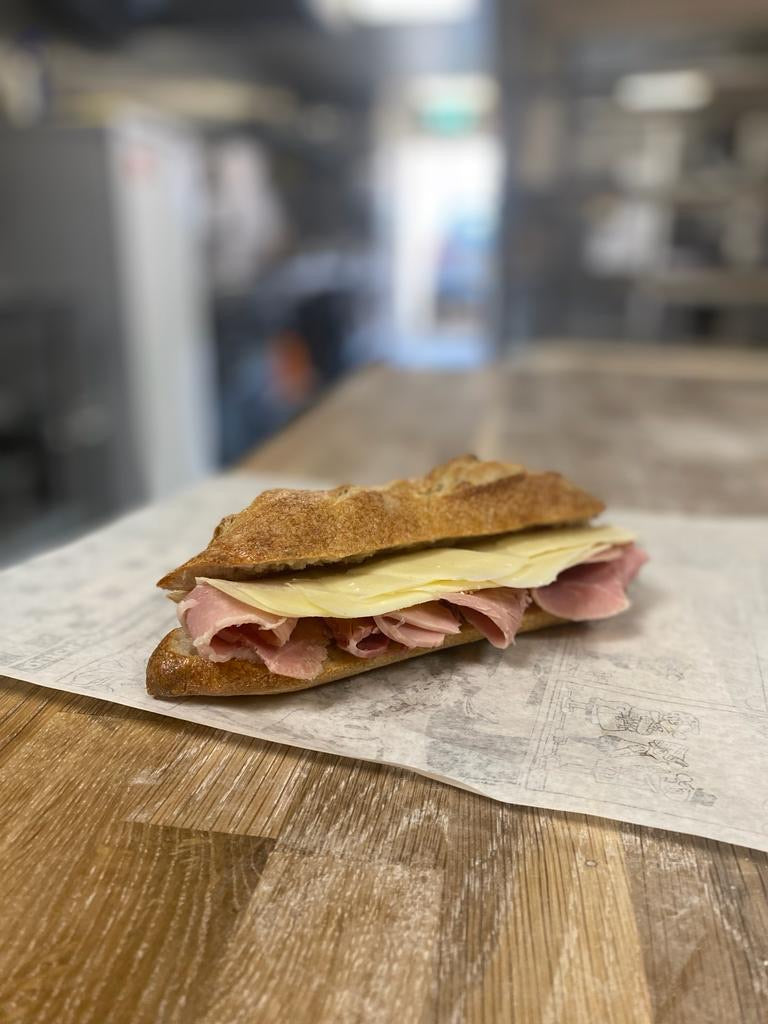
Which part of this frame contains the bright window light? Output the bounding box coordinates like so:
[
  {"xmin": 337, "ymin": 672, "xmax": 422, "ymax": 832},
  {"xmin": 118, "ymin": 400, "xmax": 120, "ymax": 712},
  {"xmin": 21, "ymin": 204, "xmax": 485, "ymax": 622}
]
[
  {"xmin": 615, "ymin": 71, "xmax": 713, "ymax": 112},
  {"xmin": 409, "ymin": 74, "xmax": 497, "ymax": 111},
  {"xmin": 314, "ymin": 0, "xmax": 478, "ymax": 25}
]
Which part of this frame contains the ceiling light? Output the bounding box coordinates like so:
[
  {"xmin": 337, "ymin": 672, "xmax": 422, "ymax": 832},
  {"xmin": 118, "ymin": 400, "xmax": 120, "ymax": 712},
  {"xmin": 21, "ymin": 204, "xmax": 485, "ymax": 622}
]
[
  {"xmin": 615, "ymin": 71, "xmax": 713, "ymax": 112},
  {"xmin": 314, "ymin": 0, "xmax": 477, "ymax": 25}
]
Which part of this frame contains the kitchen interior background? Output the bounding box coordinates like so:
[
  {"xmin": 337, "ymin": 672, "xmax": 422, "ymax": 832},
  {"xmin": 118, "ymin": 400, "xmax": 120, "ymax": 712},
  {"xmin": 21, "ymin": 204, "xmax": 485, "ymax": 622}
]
[{"xmin": 2, "ymin": 0, "xmax": 768, "ymax": 564}]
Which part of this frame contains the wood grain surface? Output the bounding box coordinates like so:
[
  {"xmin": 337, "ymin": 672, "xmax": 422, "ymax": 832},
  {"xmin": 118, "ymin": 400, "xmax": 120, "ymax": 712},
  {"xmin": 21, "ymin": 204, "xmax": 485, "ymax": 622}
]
[{"xmin": 2, "ymin": 342, "xmax": 768, "ymax": 1024}]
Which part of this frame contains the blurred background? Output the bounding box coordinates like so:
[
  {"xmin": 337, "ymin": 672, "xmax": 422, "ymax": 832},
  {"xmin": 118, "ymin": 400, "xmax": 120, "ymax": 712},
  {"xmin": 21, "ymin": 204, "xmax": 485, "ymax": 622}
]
[{"xmin": 2, "ymin": 0, "xmax": 768, "ymax": 562}]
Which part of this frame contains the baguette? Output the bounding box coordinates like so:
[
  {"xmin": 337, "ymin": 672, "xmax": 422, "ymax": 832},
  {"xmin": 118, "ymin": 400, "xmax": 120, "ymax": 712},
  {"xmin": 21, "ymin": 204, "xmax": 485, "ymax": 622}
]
[
  {"xmin": 158, "ymin": 455, "xmax": 603, "ymax": 591},
  {"xmin": 147, "ymin": 456, "xmax": 621, "ymax": 699}
]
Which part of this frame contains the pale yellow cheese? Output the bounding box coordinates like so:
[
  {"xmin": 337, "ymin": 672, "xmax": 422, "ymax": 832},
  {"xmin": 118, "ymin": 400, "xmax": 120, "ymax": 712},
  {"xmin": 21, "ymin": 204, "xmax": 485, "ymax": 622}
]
[{"xmin": 197, "ymin": 523, "xmax": 635, "ymax": 619}]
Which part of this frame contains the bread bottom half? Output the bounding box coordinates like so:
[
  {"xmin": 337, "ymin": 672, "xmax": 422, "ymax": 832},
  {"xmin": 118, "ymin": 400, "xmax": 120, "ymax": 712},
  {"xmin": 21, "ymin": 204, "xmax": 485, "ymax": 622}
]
[{"xmin": 146, "ymin": 605, "xmax": 563, "ymax": 698}]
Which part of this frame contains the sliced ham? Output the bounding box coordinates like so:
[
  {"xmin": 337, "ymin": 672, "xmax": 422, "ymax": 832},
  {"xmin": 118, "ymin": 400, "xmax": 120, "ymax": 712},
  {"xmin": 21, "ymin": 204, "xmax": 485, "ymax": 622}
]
[
  {"xmin": 443, "ymin": 588, "xmax": 530, "ymax": 649},
  {"xmin": 326, "ymin": 618, "xmax": 390, "ymax": 659},
  {"xmin": 532, "ymin": 544, "xmax": 648, "ymax": 621},
  {"xmin": 206, "ymin": 624, "xmax": 327, "ymax": 679},
  {"xmin": 374, "ymin": 601, "xmax": 461, "ymax": 648},
  {"xmin": 613, "ymin": 544, "xmax": 649, "ymax": 587},
  {"xmin": 179, "ymin": 582, "xmax": 327, "ymax": 679},
  {"xmin": 217, "ymin": 622, "xmax": 328, "ymax": 679},
  {"xmin": 177, "ymin": 546, "xmax": 649, "ymax": 678},
  {"xmin": 582, "ymin": 543, "xmax": 629, "ymax": 564},
  {"xmin": 179, "ymin": 583, "xmax": 296, "ymax": 648}
]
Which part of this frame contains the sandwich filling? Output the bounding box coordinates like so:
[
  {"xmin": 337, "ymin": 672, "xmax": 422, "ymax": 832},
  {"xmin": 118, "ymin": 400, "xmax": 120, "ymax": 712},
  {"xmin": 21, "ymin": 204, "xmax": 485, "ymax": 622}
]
[{"xmin": 175, "ymin": 524, "xmax": 648, "ymax": 681}]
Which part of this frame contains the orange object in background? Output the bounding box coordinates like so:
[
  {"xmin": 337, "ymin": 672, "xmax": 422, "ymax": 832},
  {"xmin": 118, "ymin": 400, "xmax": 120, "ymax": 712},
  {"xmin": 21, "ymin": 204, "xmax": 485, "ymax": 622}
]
[{"xmin": 269, "ymin": 330, "xmax": 317, "ymax": 405}]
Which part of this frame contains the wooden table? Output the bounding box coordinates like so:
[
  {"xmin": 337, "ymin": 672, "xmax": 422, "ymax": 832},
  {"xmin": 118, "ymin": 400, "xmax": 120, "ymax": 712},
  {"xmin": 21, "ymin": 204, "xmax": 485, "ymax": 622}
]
[{"xmin": 3, "ymin": 343, "xmax": 768, "ymax": 1024}]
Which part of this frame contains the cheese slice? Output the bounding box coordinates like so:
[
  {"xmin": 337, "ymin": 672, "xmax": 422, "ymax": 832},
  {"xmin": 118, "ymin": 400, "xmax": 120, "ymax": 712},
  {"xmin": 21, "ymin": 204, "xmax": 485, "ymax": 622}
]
[{"xmin": 197, "ymin": 523, "xmax": 635, "ymax": 620}]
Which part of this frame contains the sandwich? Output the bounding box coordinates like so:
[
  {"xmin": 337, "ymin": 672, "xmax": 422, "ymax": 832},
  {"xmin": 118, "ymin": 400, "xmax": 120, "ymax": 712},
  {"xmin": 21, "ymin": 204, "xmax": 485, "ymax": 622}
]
[{"xmin": 147, "ymin": 455, "xmax": 647, "ymax": 698}]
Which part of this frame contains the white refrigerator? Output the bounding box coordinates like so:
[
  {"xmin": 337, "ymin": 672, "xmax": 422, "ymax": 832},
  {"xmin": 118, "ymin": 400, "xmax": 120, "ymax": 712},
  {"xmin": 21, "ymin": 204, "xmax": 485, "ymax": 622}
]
[{"xmin": 0, "ymin": 113, "xmax": 217, "ymax": 520}]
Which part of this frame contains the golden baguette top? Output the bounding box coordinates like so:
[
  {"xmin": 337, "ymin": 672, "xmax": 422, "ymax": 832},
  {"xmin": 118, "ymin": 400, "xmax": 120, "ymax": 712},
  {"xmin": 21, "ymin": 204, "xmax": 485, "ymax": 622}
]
[{"xmin": 157, "ymin": 454, "xmax": 604, "ymax": 591}]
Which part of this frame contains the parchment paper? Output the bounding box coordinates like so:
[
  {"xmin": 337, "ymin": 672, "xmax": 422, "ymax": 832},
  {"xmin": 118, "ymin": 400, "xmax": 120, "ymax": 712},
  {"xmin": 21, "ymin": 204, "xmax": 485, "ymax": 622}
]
[{"xmin": 2, "ymin": 471, "xmax": 767, "ymax": 852}]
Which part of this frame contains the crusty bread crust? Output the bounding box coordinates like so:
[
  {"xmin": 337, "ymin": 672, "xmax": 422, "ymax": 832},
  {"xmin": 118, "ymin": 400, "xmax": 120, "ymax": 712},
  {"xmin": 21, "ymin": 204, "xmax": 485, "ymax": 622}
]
[
  {"xmin": 157, "ymin": 455, "xmax": 604, "ymax": 590},
  {"xmin": 146, "ymin": 606, "xmax": 563, "ymax": 698}
]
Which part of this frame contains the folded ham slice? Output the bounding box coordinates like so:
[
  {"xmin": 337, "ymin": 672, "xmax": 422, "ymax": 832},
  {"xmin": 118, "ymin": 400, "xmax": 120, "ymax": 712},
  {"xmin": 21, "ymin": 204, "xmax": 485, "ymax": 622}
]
[
  {"xmin": 614, "ymin": 544, "xmax": 649, "ymax": 586},
  {"xmin": 532, "ymin": 544, "xmax": 648, "ymax": 621},
  {"xmin": 327, "ymin": 618, "xmax": 390, "ymax": 659},
  {"xmin": 179, "ymin": 583, "xmax": 295, "ymax": 648},
  {"xmin": 177, "ymin": 544, "xmax": 648, "ymax": 679},
  {"xmin": 179, "ymin": 583, "xmax": 327, "ymax": 679},
  {"xmin": 443, "ymin": 588, "xmax": 531, "ymax": 648},
  {"xmin": 374, "ymin": 601, "xmax": 461, "ymax": 648},
  {"xmin": 582, "ymin": 544, "xmax": 628, "ymax": 563}
]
